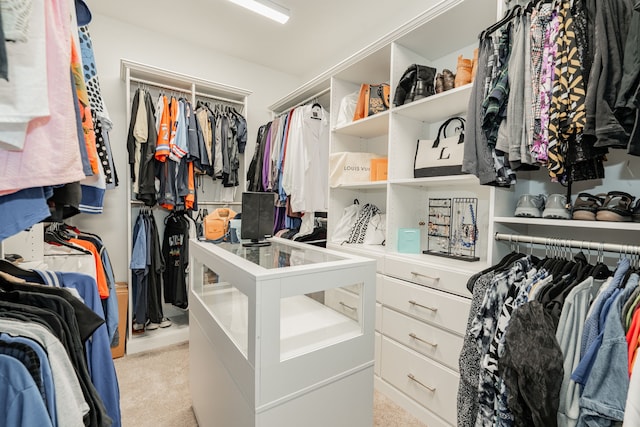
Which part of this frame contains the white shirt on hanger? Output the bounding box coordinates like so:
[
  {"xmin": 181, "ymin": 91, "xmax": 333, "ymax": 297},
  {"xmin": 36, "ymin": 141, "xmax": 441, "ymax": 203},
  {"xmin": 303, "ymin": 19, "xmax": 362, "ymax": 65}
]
[{"xmin": 281, "ymin": 104, "xmax": 329, "ymax": 213}]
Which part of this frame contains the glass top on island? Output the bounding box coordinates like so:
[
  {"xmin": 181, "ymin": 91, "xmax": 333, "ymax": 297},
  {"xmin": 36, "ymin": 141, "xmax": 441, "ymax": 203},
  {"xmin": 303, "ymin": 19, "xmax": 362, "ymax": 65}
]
[{"xmin": 215, "ymin": 240, "xmax": 344, "ymax": 269}]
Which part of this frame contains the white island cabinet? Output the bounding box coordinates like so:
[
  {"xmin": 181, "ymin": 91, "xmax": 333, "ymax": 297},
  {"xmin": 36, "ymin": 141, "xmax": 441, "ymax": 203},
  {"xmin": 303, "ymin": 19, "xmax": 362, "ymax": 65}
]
[{"xmin": 189, "ymin": 237, "xmax": 376, "ymax": 427}]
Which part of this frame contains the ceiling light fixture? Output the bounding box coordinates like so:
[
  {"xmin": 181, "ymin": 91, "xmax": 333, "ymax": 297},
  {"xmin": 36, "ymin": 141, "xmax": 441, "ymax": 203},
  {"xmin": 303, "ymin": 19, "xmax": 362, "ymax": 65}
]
[{"xmin": 228, "ymin": 0, "xmax": 290, "ymax": 24}]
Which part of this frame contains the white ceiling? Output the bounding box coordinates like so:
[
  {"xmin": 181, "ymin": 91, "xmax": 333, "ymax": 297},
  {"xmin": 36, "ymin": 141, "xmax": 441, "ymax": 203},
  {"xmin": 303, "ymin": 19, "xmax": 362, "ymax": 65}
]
[{"xmin": 86, "ymin": 0, "xmax": 441, "ymax": 81}]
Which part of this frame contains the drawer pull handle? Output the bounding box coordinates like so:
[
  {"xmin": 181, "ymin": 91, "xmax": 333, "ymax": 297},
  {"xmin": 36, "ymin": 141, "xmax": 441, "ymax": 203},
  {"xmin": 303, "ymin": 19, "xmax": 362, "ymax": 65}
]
[
  {"xmin": 407, "ymin": 373, "xmax": 436, "ymax": 392},
  {"xmin": 339, "ymin": 301, "xmax": 357, "ymax": 311},
  {"xmin": 409, "ymin": 333, "xmax": 438, "ymax": 347},
  {"xmin": 408, "ymin": 300, "xmax": 438, "ymax": 312},
  {"xmin": 410, "ymin": 271, "xmax": 440, "ymax": 281}
]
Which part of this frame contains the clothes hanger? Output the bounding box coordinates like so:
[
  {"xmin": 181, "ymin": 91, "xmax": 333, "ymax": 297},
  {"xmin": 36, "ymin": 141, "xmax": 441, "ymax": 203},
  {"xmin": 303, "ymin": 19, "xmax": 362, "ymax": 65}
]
[
  {"xmin": 0, "ymin": 259, "xmax": 41, "ymax": 280},
  {"xmin": 44, "ymin": 224, "xmax": 92, "ymax": 255},
  {"xmin": 480, "ymin": 4, "xmax": 521, "ymax": 39}
]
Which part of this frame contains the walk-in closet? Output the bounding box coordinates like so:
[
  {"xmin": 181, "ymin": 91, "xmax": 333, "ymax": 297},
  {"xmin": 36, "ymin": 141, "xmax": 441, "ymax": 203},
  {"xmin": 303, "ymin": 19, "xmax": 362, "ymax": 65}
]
[{"xmin": 2, "ymin": 0, "xmax": 640, "ymax": 426}]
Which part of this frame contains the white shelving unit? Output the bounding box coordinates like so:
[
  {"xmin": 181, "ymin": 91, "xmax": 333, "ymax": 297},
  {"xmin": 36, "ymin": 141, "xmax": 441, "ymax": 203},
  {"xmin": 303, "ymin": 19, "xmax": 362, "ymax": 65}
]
[
  {"xmin": 121, "ymin": 60, "xmax": 252, "ymax": 355},
  {"xmin": 267, "ymin": 0, "xmax": 640, "ymax": 424},
  {"xmin": 265, "ymin": 1, "xmax": 500, "ymax": 424}
]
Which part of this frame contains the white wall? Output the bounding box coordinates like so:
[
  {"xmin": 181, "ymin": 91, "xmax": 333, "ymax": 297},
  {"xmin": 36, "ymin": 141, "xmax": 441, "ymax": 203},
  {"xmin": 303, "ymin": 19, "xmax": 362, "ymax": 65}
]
[{"xmin": 73, "ymin": 13, "xmax": 302, "ymax": 282}]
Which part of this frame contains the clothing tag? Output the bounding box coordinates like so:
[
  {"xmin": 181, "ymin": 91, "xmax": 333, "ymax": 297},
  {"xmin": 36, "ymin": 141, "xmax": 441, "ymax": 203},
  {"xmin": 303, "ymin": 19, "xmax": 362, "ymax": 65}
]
[{"xmin": 311, "ymin": 105, "xmax": 322, "ymax": 120}]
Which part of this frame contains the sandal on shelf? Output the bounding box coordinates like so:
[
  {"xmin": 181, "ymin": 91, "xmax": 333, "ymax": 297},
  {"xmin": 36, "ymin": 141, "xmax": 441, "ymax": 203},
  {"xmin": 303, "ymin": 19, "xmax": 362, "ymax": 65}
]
[
  {"xmin": 596, "ymin": 191, "xmax": 635, "ymax": 222},
  {"xmin": 572, "ymin": 193, "xmax": 605, "ymax": 221},
  {"xmin": 633, "ymin": 199, "xmax": 640, "ymax": 222}
]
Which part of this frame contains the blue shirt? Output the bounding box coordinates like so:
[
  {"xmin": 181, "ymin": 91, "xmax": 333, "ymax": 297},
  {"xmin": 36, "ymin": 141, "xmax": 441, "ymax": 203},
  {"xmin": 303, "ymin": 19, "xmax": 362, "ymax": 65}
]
[
  {"xmin": 0, "ymin": 187, "xmax": 51, "ymax": 241},
  {"xmin": 0, "ymin": 354, "xmax": 53, "ymax": 427},
  {"xmin": 0, "ymin": 333, "xmax": 57, "ymax": 427}
]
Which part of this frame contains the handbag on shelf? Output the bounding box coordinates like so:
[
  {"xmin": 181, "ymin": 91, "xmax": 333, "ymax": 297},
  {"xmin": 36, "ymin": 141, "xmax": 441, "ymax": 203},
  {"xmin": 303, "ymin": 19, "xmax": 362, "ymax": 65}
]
[
  {"xmin": 353, "ymin": 83, "xmax": 390, "ymax": 121},
  {"xmin": 331, "ymin": 199, "xmax": 361, "ymax": 244},
  {"xmin": 414, "ymin": 116, "xmax": 466, "ymax": 178},
  {"xmin": 393, "ymin": 64, "xmax": 437, "ymax": 106}
]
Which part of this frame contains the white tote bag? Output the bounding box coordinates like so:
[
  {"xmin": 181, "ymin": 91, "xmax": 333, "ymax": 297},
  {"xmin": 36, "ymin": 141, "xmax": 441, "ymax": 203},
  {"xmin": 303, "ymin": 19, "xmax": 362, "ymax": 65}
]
[
  {"xmin": 414, "ymin": 116, "xmax": 466, "ymax": 178},
  {"xmin": 329, "ymin": 152, "xmax": 380, "ymax": 187},
  {"xmin": 331, "ymin": 200, "xmax": 361, "ymax": 243}
]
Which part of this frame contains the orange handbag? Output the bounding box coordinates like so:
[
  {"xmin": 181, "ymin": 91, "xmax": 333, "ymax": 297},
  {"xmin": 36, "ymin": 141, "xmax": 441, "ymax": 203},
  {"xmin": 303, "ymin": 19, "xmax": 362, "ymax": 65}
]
[{"xmin": 353, "ymin": 83, "xmax": 390, "ymax": 121}]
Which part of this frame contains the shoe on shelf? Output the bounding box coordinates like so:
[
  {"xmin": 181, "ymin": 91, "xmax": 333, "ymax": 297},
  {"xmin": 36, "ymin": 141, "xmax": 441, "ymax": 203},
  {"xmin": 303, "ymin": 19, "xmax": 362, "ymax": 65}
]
[
  {"xmin": 542, "ymin": 194, "xmax": 571, "ymax": 219},
  {"xmin": 442, "ymin": 69, "xmax": 455, "ymax": 91},
  {"xmin": 132, "ymin": 322, "xmax": 145, "ymax": 334},
  {"xmin": 514, "ymin": 194, "xmax": 546, "ymax": 218},
  {"xmin": 596, "ymin": 191, "xmax": 635, "ymax": 222},
  {"xmin": 454, "ymin": 55, "xmax": 473, "ymax": 88},
  {"xmin": 471, "ymin": 48, "xmax": 479, "ymax": 82},
  {"xmin": 146, "ymin": 318, "xmax": 172, "ymax": 330},
  {"xmin": 145, "ymin": 320, "xmax": 159, "ymax": 331},
  {"xmin": 571, "ymin": 192, "xmax": 605, "ymax": 221},
  {"xmin": 435, "ymin": 73, "xmax": 444, "ymax": 94},
  {"xmin": 633, "ymin": 199, "xmax": 640, "ymax": 222}
]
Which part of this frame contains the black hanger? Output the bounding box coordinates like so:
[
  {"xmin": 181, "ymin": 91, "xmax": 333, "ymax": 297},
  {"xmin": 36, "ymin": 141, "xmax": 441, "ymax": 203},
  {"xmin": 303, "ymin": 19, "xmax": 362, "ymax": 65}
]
[
  {"xmin": 0, "ymin": 259, "xmax": 41, "ymax": 280},
  {"xmin": 480, "ymin": 5, "xmax": 521, "ymax": 40}
]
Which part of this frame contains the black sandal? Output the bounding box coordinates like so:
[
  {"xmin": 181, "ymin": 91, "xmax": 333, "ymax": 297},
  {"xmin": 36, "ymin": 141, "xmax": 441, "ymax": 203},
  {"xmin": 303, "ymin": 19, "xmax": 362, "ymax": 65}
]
[{"xmin": 596, "ymin": 191, "xmax": 635, "ymax": 222}]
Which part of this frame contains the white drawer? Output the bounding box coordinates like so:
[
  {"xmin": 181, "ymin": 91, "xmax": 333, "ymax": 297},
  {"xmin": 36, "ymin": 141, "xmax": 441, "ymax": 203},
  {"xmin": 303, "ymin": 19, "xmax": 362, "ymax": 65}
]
[
  {"xmin": 382, "ymin": 307, "xmax": 463, "ymax": 372},
  {"xmin": 376, "ymin": 302, "xmax": 382, "ymax": 332},
  {"xmin": 384, "ymin": 255, "xmax": 471, "ymax": 298},
  {"xmin": 381, "ymin": 337, "xmax": 458, "ymax": 425},
  {"xmin": 375, "ymin": 331, "xmax": 382, "ymax": 377},
  {"xmin": 324, "ymin": 287, "xmax": 360, "ymax": 322},
  {"xmin": 382, "ymin": 275, "xmax": 470, "ymax": 336}
]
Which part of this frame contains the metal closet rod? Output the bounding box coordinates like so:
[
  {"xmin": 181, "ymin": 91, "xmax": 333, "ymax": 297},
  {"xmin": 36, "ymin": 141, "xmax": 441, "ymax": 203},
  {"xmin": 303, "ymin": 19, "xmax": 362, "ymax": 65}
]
[
  {"xmin": 130, "ymin": 77, "xmax": 245, "ymax": 106},
  {"xmin": 277, "ymin": 87, "xmax": 330, "ymax": 116},
  {"xmin": 494, "ymin": 233, "xmax": 640, "ymax": 255}
]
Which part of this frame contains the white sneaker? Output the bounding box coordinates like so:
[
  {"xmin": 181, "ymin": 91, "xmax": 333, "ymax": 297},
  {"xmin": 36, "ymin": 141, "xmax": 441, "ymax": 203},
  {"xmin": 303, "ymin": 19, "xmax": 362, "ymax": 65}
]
[
  {"xmin": 543, "ymin": 194, "xmax": 571, "ymax": 219},
  {"xmin": 514, "ymin": 194, "xmax": 546, "ymax": 218},
  {"xmin": 146, "ymin": 318, "xmax": 172, "ymax": 330},
  {"xmin": 145, "ymin": 320, "xmax": 159, "ymax": 331}
]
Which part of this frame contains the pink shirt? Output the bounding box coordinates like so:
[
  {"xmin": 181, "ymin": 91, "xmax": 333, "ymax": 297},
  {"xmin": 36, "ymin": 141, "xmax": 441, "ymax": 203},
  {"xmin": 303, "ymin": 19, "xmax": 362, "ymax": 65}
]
[{"xmin": 0, "ymin": 0, "xmax": 85, "ymax": 194}]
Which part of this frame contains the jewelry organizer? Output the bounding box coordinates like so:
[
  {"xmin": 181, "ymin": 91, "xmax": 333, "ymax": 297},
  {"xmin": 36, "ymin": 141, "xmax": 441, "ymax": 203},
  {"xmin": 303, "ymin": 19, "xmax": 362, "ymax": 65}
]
[{"xmin": 425, "ymin": 197, "xmax": 479, "ymax": 262}]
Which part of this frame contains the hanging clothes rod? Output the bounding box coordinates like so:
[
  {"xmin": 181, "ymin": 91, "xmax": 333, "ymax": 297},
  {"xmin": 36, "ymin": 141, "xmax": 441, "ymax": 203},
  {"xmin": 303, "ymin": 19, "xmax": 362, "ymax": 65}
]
[
  {"xmin": 194, "ymin": 91, "xmax": 245, "ymax": 107},
  {"xmin": 129, "ymin": 77, "xmax": 191, "ymax": 94},
  {"xmin": 129, "ymin": 77, "xmax": 245, "ymax": 107},
  {"xmin": 494, "ymin": 233, "xmax": 640, "ymax": 255},
  {"xmin": 277, "ymin": 87, "xmax": 330, "ymax": 116}
]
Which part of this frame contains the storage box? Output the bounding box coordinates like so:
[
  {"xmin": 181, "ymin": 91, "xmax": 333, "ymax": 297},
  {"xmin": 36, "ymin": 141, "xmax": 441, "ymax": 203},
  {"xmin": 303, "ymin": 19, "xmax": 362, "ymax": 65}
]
[
  {"xmin": 111, "ymin": 282, "xmax": 129, "ymax": 359},
  {"xmin": 370, "ymin": 158, "xmax": 388, "ymax": 181},
  {"xmin": 329, "ymin": 152, "xmax": 379, "ymax": 187},
  {"xmin": 397, "ymin": 228, "xmax": 421, "ymax": 254}
]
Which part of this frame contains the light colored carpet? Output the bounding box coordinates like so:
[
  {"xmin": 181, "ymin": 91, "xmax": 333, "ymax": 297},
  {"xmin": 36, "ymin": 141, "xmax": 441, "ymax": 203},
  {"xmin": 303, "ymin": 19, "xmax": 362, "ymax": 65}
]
[{"xmin": 114, "ymin": 342, "xmax": 428, "ymax": 427}]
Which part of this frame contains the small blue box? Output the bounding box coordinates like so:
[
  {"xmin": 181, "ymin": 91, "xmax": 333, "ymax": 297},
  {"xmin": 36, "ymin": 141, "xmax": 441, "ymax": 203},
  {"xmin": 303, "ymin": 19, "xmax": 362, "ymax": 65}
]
[{"xmin": 398, "ymin": 228, "xmax": 421, "ymax": 254}]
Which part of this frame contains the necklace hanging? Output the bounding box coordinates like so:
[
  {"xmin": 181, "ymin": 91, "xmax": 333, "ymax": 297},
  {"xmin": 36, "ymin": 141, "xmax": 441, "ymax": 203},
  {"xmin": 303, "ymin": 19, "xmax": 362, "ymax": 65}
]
[{"xmin": 460, "ymin": 202, "xmax": 478, "ymax": 248}]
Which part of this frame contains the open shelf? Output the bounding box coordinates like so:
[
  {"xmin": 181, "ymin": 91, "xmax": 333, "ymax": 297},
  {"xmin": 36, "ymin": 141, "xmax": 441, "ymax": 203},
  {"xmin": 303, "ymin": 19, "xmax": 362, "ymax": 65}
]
[
  {"xmin": 390, "ymin": 174, "xmax": 477, "ymax": 188},
  {"xmin": 280, "ymin": 294, "xmax": 361, "ymax": 361},
  {"xmin": 333, "ymin": 110, "xmax": 390, "ymax": 138},
  {"xmin": 331, "ymin": 181, "xmax": 388, "ymax": 190},
  {"xmin": 393, "ymin": 84, "xmax": 472, "ymax": 122},
  {"xmin": 126, "ymin": 311, "xmax": 190, "ymax": 355}
]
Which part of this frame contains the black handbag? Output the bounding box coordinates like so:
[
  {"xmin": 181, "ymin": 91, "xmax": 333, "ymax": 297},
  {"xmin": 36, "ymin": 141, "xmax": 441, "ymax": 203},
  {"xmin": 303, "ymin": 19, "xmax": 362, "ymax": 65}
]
[{"xmin": 393, "ymin": 64, "xmax": 437, "ymax": 106}]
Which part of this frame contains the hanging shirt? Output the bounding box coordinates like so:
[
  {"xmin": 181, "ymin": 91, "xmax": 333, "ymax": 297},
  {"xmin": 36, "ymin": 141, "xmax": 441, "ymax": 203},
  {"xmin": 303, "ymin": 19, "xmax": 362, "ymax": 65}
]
[
  {"xmin": 0, "ymin": 0, "xmax": 85, "ymax": 195},
  {"xmin": 0, "ymin": 0, "xmax": 48, "ymax": 151},
  {"xmin": 0, "ymin": 319, "xmax": 88, "ymax": 427},
  {"xmin": 0, "ymin": 354, "xmax": 53, "ymax": 427},
  {"xmin": 281, "ymin": 104, "xmax": 329, "ymax": 213}
]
